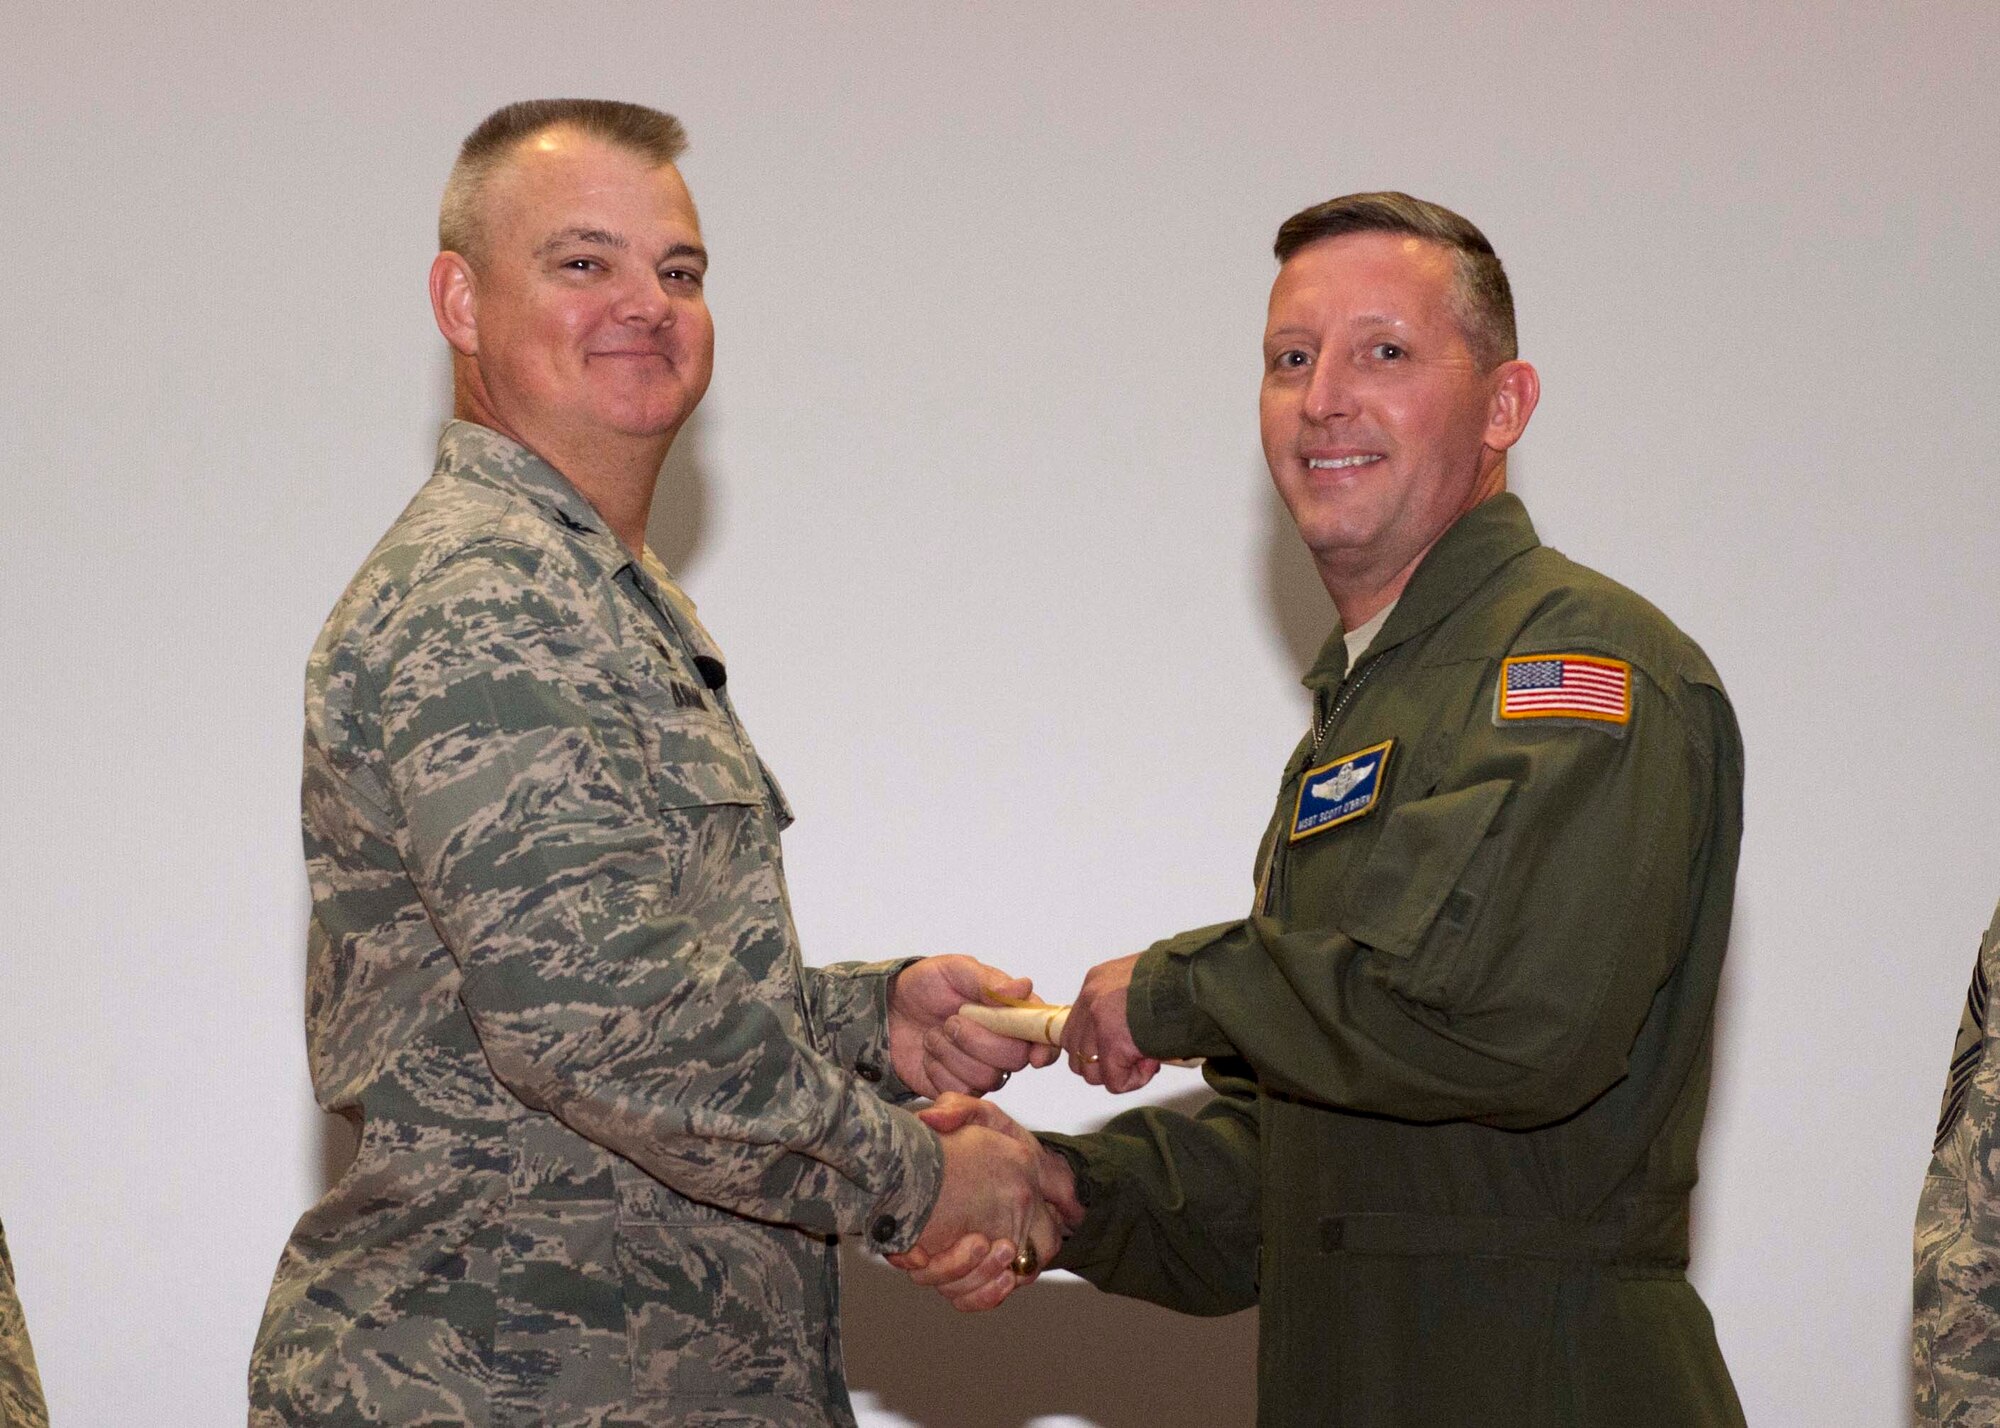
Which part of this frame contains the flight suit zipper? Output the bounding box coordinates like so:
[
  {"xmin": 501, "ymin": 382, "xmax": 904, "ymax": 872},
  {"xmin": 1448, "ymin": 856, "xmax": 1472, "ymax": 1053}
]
[{"xmin": 1258, "ymin": 649, "xmax": 1393, "ymax": 916}]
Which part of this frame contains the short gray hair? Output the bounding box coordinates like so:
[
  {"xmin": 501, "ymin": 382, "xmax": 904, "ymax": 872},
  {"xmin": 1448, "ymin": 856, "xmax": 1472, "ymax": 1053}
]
[
  {"xmin": 438, "ymin": 99, "xmax": 688, "ymax": 263},
  {"xmin": 1274, "ymin": 192, "xmax": 1517, "ymax": 369}
]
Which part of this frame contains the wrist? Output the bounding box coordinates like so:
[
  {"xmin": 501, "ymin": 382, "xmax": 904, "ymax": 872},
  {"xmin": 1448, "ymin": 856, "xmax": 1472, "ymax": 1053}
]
[
  {"xmin": 883, "ymin": 963, "xmax": 927, "ymax": 1087},
  {"xmin": 1038, "ymin": 1143, "xmax": 1085, "ymax": 1229}
]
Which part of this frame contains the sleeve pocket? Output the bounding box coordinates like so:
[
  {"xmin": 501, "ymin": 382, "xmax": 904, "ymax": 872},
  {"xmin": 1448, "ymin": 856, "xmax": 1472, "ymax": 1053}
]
[{"xmin": 1338, "ymin": 779, "xmax": 1513, "ymax": 960}]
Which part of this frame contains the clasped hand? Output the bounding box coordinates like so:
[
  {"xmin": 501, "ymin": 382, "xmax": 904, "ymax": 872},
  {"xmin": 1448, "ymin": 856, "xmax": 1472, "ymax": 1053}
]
[
  {"xmin": 888, "ymin": 955, "xmax": 1061, "ymax": 1096},
  {"xmin": 1055, "ymin": 951, "xmax": 1160, "ymax": 1094},
  {"xmin": 882, "ymin": 952, "xmax": 1158, "ymax": 1310},
  {"xmin": 889, "ymin": 1093, "xmax": 1083, "ymax": 1311},
  {"xmin": 892, "ymin": 950, "xmax": 1162, "ymax": 1098}
]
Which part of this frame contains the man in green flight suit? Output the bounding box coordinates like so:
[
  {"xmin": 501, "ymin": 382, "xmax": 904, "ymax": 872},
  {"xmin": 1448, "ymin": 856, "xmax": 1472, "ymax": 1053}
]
[
  {"xmin": 248, "ymin": 100, "xmax": 1060, "ymax": 1427},
  {"xmin": 901, "ymin": 193, "xmax": 1747, "ymax": 1426}
]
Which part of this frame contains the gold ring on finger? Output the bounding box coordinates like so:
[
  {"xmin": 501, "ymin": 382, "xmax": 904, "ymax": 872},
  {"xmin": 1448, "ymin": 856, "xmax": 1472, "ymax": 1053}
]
[{"xmin": 1011, "ymin": 1243, "xmax": 1040, "ymax": 1277}]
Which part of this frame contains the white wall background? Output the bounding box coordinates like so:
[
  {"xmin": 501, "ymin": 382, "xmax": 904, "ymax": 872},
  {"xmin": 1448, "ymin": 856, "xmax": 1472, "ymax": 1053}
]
[{"xmin": 3, "ymin": 3, "xmax": 1996, "ymax": 1423}]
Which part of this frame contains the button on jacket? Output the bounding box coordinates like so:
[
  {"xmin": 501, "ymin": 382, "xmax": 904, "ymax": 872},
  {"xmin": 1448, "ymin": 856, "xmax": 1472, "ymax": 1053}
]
[
  {"xmin": 1046, "ymin": 494, "xmax": 1746, "ymax": 1426},
  {"xmin": 250, "ymin": 423, "xmax": 943, "ymax": 1428}
]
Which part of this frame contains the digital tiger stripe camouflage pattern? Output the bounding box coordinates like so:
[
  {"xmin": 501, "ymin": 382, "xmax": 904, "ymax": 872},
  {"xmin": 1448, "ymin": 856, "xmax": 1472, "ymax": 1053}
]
[
  {"xmin": 0, "ymin": 1221, "xmax": 48, "ymax": 1428},
  {"xmin": 249, "ymin": 423, "xmax": 944, "ymax": 1427},
  {"xmin": 1917, "ymin": 895, "xmax": 2000, "ymax": 1425}
]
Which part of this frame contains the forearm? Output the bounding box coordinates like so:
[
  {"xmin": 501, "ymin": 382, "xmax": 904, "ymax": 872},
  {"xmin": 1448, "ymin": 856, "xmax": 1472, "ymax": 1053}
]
[
  {"xmin": 1041, "ymin": 1066, "xmax": 1262, "ymax": 1316},
  {"xmin": 802, "ymin": 957, "xmax": 925, "ymax": 1100},
  {"xmin": 474, "ymin": 952, "xmax": 945, "ymax": 1245},
  {"xmin": 1130, "ymin": 707, "xmax": 1708, "ymax": 1128}
]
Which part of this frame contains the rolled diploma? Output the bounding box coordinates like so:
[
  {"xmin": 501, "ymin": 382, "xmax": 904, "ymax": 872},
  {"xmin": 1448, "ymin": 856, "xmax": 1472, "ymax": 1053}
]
[
  {"xmin": 958, "ymin": 1002, "xmax": 1202, "ymax": 1067},
  {"xmin": 958, "ymin": 1002, "xmax": 1070, "ymax": 1046}
]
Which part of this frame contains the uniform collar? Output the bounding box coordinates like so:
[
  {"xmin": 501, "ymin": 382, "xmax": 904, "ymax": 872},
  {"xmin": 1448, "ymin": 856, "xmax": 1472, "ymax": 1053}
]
[
  {"xmin": 436, "ymin": 419, "xmax": 638, "ymax": 577},
  {"xmin": 1303, "ymin": 492, "xmax": 1541, "ymax": 692},
  {"xmin": 434, "ymin": 422, "xmax": 723, "ymax": 669},
  {"xmin": 629, "ymin": 543, "xmax": 724, "ymax": 668}
]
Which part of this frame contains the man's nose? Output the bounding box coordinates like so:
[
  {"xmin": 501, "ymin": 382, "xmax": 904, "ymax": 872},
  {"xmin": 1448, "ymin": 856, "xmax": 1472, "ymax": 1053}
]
[
  {"xmin": 1302, "ymin": 358, "xmax": 1353, "ymax": 424},
  {"xmin": 615, "ymin": 274, "xmax": 675, "ymax": 327}
]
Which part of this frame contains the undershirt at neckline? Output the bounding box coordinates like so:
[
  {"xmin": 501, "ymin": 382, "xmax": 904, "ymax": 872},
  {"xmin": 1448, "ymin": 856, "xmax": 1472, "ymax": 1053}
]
[{"xmin": 1342, "ymin": 599, "xmax": 1398, "ymax": 670}]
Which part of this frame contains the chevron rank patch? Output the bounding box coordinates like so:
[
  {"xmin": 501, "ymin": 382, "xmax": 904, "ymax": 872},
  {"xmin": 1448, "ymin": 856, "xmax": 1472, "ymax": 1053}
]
[
  {"xmin": 1291, "ymin": 739, "xmax": 1393, "ymax": 842},
  {"xmin": 1497, "ymin": 654, "xmax": 1631, "ymax": 726},
  {"xmin": 1936, "ymin": 943, "xmax": 1991, "ymax": 1152}
]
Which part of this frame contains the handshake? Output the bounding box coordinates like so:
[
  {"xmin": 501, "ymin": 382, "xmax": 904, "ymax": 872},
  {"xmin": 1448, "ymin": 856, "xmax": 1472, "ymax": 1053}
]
[{"xmin": 882, "ymin": 952, "xmax": 1157, "ymax": 1311}]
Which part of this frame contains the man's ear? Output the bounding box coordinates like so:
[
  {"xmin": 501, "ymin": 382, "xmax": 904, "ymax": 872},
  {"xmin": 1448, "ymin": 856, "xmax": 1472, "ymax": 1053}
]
[
  {"xmin": 1484, "ymin": 360, "xmax": 1540, "ymax": 453},
  {"xmin": 430, "ymin": 251, "xmax": 479, "ymax": 357}
]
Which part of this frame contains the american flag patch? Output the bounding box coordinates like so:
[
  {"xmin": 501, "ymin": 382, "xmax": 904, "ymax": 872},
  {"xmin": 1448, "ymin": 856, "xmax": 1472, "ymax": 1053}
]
[{"xmin": 1497, "ymin": 654, "xmax": 1632, "ymax": 725}]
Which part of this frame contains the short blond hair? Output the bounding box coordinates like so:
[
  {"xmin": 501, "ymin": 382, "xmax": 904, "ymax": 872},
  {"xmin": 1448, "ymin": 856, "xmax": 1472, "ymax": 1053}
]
[{"xmin": 438, "ymin": 99, "xmax": 688, "ymax": 263}]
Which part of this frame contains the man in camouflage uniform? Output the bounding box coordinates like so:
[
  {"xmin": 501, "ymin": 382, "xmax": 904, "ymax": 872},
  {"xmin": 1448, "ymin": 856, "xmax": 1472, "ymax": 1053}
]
[
  {"xmin": 249, "ymin": 99, "xmax": 1059, "ymax": 1427},
  {"xmin": 1916, "ymin": 895, "xmax": 2000, "ymax": 1424},
  {"xmin": 0, "ymin": 1221, "xmax": 49, "ymax": 1428}
]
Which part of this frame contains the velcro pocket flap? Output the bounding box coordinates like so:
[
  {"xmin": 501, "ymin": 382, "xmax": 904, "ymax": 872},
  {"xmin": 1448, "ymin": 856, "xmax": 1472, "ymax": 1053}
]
[
  {"xmin": 1339, "ymin": 779, "xmax": 1513, "ymax": 959},
  {"xmin": 650, "ymin": 717, "xmax": 761, "ymax": 810}
]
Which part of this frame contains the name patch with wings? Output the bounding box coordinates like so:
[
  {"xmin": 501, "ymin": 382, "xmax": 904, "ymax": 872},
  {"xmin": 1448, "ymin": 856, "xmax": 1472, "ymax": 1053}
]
[{"xmin": 1291, "ymin": 739, "xmax": 1394, "ymax": 842}]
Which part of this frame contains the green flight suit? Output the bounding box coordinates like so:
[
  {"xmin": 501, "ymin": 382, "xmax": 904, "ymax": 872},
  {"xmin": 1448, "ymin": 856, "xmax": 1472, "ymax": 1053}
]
[{"xmin": 1046, "ymin": 494, "xmax": 1746, "ymax": 1427}]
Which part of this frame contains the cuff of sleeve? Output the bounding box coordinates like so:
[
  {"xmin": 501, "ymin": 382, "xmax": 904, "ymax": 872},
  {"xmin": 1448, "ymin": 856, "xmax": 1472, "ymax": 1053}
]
[
  {"xmin": 1036, "ymin": 1134, "xmax": 1110, "ymax": 1272},
  {"xmin": 1128, "ymin": 923, "xmax": 1239, "ymax": 1061},
  {"xmin": 815, "ymin": 957, "xmax": 925, "ymax": 1102},
  {"xmin": 860, "ymin": 1103, "xmax": 945, "ymax": 1257}
]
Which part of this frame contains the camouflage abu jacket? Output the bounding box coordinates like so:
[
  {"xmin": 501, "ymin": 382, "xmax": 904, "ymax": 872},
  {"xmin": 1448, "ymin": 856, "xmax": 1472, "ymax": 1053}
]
[
  {"xmin": 1916, "ymin": 895, "xmax": 2000, "ymax": 1425},
  {"xmin": 250, "ymin": 422, "xmax": 943, "ymax": 1428},
  {"xmin": 0, "ymin": 1221, "xmax": 48, "ymax": 1428}
]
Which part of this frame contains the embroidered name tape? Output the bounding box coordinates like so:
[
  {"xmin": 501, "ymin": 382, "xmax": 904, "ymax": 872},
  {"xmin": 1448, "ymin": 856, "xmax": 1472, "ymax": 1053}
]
[
  {"xmin": 1497, "ymin": 654, "xmax": 1631, "ymax": 725},
  {"xmin": 1291, "ymin": 739, "xmax": 1393, "ymax": 842}
]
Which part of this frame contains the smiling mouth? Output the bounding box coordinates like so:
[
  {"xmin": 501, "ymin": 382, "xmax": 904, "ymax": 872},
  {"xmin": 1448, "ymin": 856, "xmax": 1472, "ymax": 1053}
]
[{"xmin": 1306, "ymin": 455, "xmax": 1383, "ymax": 470}]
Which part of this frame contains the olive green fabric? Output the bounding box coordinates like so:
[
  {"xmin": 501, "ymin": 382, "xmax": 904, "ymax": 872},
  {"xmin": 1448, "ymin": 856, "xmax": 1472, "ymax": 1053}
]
[
  {"xmin": 1047, "ymin": 494, "xmax": 1745, "ymax": 1427},
  {"xmin": 1915, "ymin": 895, "xmax": 2000, "ymax": 1424},
  {"xmin": 0, "ymin": 1221, "xmax": 48, "ymax": 1428},
  {"xmin": 250, "ymin": 423, "xmax": 943, "ymax": 1427}
]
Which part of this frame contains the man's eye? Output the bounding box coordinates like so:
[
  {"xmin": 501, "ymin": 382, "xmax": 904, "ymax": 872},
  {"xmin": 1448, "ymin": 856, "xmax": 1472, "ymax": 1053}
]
[
  {"xmin": 561, "ymin": 257, "xmax": 602, "ymax": 272},
  {"xmin": 662, "ymin": 268, "xmax": 704, "ymax": 287},
  {"xmin": 1271, "ymin": 349, "xmax": 1311, "ymax": 371},
  {"xmin": 1369, "ymin": 342, "xmax": 1405, "ymax": 361}
]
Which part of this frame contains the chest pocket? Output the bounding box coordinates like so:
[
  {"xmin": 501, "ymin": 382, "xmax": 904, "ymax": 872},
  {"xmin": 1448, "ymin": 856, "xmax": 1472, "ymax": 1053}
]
[
  {"xmin": 602, "ymin": 649, "xmax": 772, "ymax": 904},
  {"xmin": 1337, "ymin": 778, "xmax": 1513, "ymax": 1004},
  {"xmin": 606, "ymin": 647, "xmax": 759, "ymax": 799}
]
